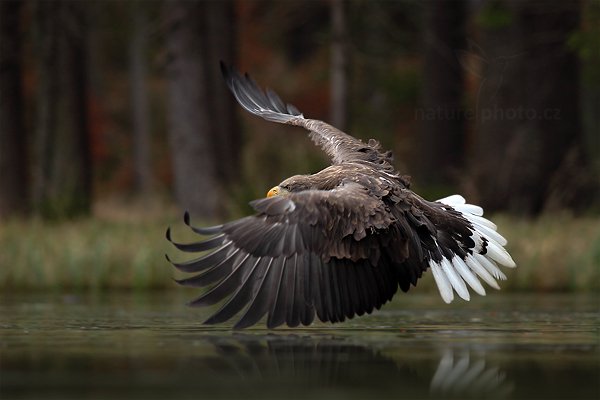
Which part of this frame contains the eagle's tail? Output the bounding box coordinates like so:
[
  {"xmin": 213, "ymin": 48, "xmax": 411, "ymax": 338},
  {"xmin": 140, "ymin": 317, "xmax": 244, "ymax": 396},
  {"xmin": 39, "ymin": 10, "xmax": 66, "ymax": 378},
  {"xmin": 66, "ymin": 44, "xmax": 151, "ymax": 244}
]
[{"xmin": 429, "ymin": 194, "xmax": 516, "ymax": 303}]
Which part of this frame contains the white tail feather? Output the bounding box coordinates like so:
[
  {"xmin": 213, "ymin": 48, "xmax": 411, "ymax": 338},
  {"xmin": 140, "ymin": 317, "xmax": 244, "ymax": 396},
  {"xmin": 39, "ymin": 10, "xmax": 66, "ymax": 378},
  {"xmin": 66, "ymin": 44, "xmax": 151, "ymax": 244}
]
[
  {"xmin": 430, "ymin": 261, "xmax": 454, "ymax": 303},
  {"xmin": 430, "ymin": 194, "xmax": 516, "ymax": 304},
  {"xmin": 485, "ymin": 241, "xmax": 516, "ymax": 268},
  {"xmin": 465, "ymin": 255, "xmax": 501, "ymax": 290},
  {"xmin": 441, "ymin": 258, "xmax": 470, "ymax": 301},
  {"xmin": 437, "ymin": 194, "xmax": 466, "ymax": 206},
  {"xmin": 453, "ymin": 203, "xmax": 484, "ymax": 216},
  {"xmin": 452, "ymin": 257, "xmax": 486, "ymax": 296},
  {"xmin": 474, "ymin": 224, "xmax": 508, "ymax": 246},
  {"xmin": 463, "ymin": 213, "xmax": 497, "ymax": 230},
  {"xmin": 474, "ymin": 254, "xmax": 507, "ymax": 280}
]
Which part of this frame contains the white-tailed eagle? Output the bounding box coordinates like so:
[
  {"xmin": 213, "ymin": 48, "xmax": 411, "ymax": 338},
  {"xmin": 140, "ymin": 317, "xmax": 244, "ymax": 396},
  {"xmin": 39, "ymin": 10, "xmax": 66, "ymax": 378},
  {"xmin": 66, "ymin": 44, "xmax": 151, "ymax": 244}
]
[{"xmin": 166, "ymin": 63, "xmax": 516, "ymax": 329}]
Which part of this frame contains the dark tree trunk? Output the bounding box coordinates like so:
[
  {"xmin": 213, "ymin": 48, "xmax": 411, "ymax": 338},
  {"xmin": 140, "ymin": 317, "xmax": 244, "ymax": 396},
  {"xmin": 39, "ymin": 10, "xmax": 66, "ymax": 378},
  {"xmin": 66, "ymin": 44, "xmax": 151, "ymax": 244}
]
[
  {"xmin": 473, "ymin": 0, "xmax": 585, "ymax": 214},
  {"xmin": 33, "ymin": 1, "xmax": 91, "ymax": 219},
  {"xmin": 164, "ymin": 0, "xmax": 218, "ymax": 218},
  {"xmin": 0, "ymin": 0, "xmax": 29, "ymax": 218},
  {"xmin": 330, "ymin": 0, "xmax": 348, "ymax": 132},
  {"xmin": 419, "ymin": 0, "xmax": 466, "ymax": 189},
  {"xmin": 130, "ymin": 1, "xmax": 153, "ymax": 195},
  {"xmin": 205, "ymin": 0, "xmax": 240, "ymax": 186}
]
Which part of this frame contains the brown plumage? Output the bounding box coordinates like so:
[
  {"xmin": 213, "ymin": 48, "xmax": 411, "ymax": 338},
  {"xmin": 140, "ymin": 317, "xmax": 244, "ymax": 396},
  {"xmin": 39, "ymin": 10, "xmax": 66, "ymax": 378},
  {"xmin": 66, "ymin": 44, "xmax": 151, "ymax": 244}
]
[{"xmin": 166, "ymin": 63, "xmax": 516, "ymax": 329}]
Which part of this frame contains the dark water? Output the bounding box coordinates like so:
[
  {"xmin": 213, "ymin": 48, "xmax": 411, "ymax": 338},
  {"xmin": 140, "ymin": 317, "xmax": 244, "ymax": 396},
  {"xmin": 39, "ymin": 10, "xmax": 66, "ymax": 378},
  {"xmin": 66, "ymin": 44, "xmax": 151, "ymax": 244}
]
[{"xmin": 1, "ymin": 292, "xmax": 598, "ymax": 400}]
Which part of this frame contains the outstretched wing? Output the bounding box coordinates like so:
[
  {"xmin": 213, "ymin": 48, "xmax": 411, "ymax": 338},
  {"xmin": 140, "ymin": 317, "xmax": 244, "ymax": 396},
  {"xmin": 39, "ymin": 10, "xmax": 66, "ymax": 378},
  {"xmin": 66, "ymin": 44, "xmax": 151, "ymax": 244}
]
[
  {"xmin": 221, "ymin": 62, "xmax": 394, "ymax": 169},
  {"xmin": 167, "ymin": 182, "xmax": 399, "ymax": 329},
  {"xmin": 168, "ymin": 186, "xmax": 516, "ymax": 329}
]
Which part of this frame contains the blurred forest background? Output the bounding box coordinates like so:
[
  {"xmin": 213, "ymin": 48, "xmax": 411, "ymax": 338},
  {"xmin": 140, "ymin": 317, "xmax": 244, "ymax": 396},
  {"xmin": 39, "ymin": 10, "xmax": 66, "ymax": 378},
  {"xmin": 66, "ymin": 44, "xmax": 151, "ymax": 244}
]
[{"xmin": 0, "ymin": 0, "xmax": 598, "ymax": 292}]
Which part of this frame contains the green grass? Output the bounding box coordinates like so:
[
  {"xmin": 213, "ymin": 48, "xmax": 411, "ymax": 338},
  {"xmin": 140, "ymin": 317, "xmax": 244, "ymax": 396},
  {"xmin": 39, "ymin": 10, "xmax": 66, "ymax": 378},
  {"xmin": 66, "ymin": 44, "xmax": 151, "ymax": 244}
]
[
  {"xmin": 0, "ymin": 199, "xmax": 179, "ymax": 292},
  {"xmin": 493, "ymin": 213, "xmax": 600, "ymax": 292},
  {"xmin": 1, "ymin": 202, "xmax": 598, "ymax": 292}
]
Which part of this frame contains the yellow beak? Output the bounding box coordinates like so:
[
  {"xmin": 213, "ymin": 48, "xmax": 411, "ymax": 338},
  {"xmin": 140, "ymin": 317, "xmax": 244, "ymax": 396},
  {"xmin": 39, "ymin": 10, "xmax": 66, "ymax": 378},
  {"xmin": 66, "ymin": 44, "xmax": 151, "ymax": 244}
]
[{"xmin": 267, "ymin": 186, "xmax": 280, "ymax": 198}]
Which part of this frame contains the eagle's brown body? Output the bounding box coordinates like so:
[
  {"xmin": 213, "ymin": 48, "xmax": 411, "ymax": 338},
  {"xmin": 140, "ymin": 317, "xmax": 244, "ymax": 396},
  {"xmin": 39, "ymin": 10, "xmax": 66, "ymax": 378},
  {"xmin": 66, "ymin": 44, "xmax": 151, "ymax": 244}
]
[{"xmin": 166, "ymin": 64, "xmax": 516, "ymax": 329}]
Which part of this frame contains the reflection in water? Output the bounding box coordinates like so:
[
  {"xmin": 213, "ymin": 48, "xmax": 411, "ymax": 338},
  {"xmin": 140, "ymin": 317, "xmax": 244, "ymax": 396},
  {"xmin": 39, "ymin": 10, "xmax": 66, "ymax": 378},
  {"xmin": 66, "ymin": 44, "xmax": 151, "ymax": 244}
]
[
  {"xmin": 2, "ymin": 293, "xmax": 598, "ymax": 399},
  {"xmin": 430, "ymin": 348, "xmax": 513, "ymax": 398},
  {"xmin": 197, "ymin": 334, "xmax": 513, "ymax": 399},
  {"xmin": 204, "ymin": 335, "xmax": 399, "ymax": 384}
]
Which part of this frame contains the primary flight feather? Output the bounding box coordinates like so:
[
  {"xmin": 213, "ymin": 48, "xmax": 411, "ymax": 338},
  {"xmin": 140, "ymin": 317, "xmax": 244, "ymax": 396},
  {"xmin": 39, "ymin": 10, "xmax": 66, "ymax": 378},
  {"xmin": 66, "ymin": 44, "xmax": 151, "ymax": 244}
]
[{"xmin": 166, "ymin": 63, "xmax": 516, "ymax": 329}]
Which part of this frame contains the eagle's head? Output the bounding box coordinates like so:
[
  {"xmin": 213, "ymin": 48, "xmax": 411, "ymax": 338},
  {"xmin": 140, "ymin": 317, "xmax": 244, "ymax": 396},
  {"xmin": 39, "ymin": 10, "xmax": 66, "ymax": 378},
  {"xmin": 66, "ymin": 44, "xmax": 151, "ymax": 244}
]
[{"xmin": 267, "ymin": 175, "xmax": 313, "ymax": 197}]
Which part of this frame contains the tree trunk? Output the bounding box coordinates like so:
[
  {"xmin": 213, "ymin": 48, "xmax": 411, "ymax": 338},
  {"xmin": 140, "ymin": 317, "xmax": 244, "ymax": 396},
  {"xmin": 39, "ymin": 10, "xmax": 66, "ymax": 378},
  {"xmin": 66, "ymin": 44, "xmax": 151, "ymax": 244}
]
[
  {"xmin": 474, "ymin": 0, "xmax": 585, "ymax": 214},
  {"xmin": 130, "ymin": 1, "xmax": 153, "ymax": 195},
  {"xmin": 205, "ymin": 0, "xmax": 240, "ymax": 186},
  {"xmin": 419, "ymin": 0, "xmax": 466, "ymax": 190},
  {"xmin": 0, "ymin": 0, "xmax": 29, "ymax": 218},
  {"xmin": 164, "ymin": 0, "xmax": 218, "ymax": 219},
  {"xmin": 330, "ymin": 0, "xmax": 348, "ymax": 132},
  {"xmin": 33, "ymin": 1, "xmax": 91, "ymax": 219}
]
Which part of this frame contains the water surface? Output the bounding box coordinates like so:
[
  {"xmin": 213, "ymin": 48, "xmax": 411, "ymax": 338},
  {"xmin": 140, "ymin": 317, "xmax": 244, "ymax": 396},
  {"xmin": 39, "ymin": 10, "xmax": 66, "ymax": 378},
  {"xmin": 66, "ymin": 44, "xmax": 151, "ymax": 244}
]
[{"xmin": 1, "ymin": 292, "xmax": 598, "ymax": 399}]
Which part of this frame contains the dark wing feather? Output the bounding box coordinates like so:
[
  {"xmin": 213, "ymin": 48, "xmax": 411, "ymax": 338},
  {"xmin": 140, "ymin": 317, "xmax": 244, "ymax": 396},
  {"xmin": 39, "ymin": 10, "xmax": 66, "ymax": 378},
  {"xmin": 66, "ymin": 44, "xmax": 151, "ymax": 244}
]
[
  {"xmin": 203, "ymin": 256, "xmax": 266, "ymax": 325},
  {"xmin": 220, "ymin": 62, "xmax": 394, "ymax": 169},
  {"xmin": 234, "ymin": 257, "xmax": 278, "ymax": 329},
  {"xmin": 285, "ymin": 254, "xmax": 300, "ymax": 327},
  {"xmin": 267, "ymin": 257, "xmax": 288, "ymax": 329},
  {"xmin": 168, "ymin": 181, "xmax": 399, "ymax": 328},
  {"xmin": 187, "ymin": 254, "xmax": 255, "ymax": 306},
  {"xmin": 166, "ymin": 242, "xmax": 236, "ymax": 273},
  {"xmin": 300, "ymin": 255, "xmax": 316, "ymax": 326}
]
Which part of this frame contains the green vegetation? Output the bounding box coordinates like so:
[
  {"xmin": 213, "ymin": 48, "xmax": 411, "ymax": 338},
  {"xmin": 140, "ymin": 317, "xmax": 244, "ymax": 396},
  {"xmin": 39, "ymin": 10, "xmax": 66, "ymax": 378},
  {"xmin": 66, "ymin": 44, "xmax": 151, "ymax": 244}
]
[
  {"xmin": 493, "ymin": 214, "xmax": 600, "ymax": 292},
  {"xmin": 1, "ymin": 203, "xmax": 598, "ymax": 293},
  {"xmin": 0, "ymin": 200, "xmax": 178, "ymax": 292}
]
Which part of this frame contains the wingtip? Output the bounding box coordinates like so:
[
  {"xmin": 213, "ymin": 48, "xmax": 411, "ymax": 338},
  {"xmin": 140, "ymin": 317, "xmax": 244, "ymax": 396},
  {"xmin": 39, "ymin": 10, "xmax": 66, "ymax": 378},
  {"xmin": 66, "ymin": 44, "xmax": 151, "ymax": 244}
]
[
  {"xmin": 173, "ymin": 277, "xmax": 187, "ymax": 286},
  {"xmin": 232, "ymin": 321, "xmax": 246, "ymax": 330},
  {"xmin": 442, "ymin": 296, "xmax": 453, "ymax": 304},
  {"xmin": 265, "ymin": 320, "xmax": 278, "ymax": 330},
  {"xmin": 165, "ymin": 227, "xmax": 172, "ymax": 241},
  {"xmin": 186, "ymin": 300, "xmax": 197, "ymax": 307},
  {"xmin": 202, "ymin": 315, "xmax": 218, "ymax": 325},
  {"xmin": 183, "ymin": 211, "xmax": 190, "ymax": 225}
]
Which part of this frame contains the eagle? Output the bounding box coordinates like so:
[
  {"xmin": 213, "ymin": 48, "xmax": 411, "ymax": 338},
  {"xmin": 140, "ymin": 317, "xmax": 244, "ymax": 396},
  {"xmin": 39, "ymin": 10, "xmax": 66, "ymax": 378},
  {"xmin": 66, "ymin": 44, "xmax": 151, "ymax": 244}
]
[{"xmin": 166, "ymin": 63, "xmax": 516, "ymax": 329}]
